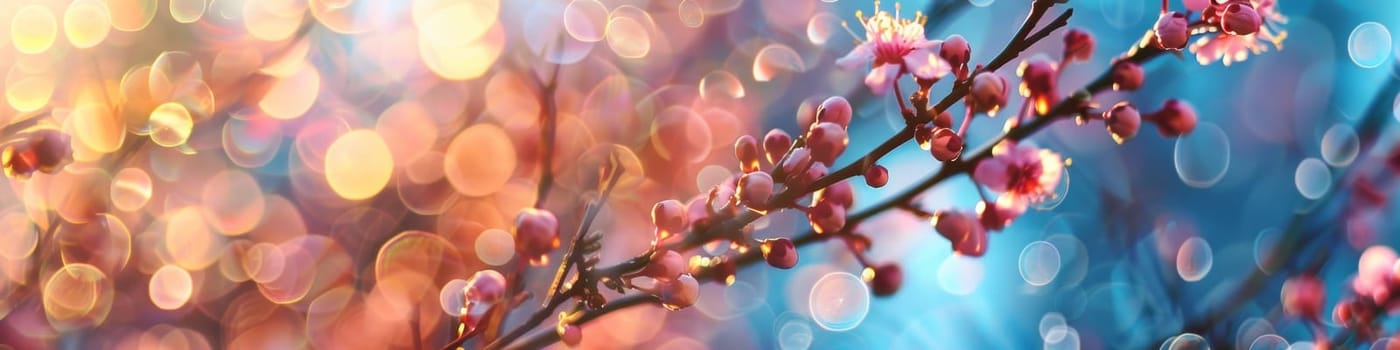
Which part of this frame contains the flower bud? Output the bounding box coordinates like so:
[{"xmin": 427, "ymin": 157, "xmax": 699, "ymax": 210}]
[
  {"xmin": 514, "ymin": 209, "xmax": 560, "ymax": 265},
  {"xmin": 935, "ymin": 211, "xmax": 988, "ymax": 257},
  {"xmin": 1220, "ymin": 2, "xmax": 1261, "ymax": 36},
  {"xmin": 1154, "ymin": 12, "xmax": 1190, "ymax": 50},
  {"xmin": 1282, "ymin": 275, "xmax": 1325, "ymax": 322},
  {"xmin": 940, "ymin": 35, "xmax": 972, "ymax": 79},
  {"xmin": 761, "ymin": 238, "xmax": 798, "ymax": 269},
  {"xmin": 930, "ymin": 128, "xmax": 964, "ymax": 162},
  {"xmin": 652, "ymin": 200, "xmax": 688, "ymax": 242},
  {"xmin": 734, "ymin": 135, "xmax": 760, "ymax": 173},
  {"xmin": 780, "ymin": 148, "xmax": 813, "ymax": 177},
  {"xmin": 763, "ymin": 129, "xmax": 793, "ymax": 165},
  {"xmin": 808, "ymin": 201, "xmax": 847, "ymax": 234},
  {"xmin": 1144, "ymin": 99, "xmax": 1198, "ymax": 137},
  {"xmin": 915, "ymin": 123, "xmax": 937, "ymax": 150},
  {"xmin": 806, "ymin": 122, "xmax": 848, "ymax": 165},
  {"xmin": 686, "ymin": 196, "xmax": 709, "ymax": 226},
  {"xmin": 977, "ymin": 197, "xmax": 1025, "ymax": 231},
  {"xmin": 816, "ymin": 96, "xmax": 853, "ymax": 129},
  {"xmin": 658, "ymin": 274, "xmax": 700, "ymax": 311},
  {"xmin": 635, "ymin": 250, "xmax": 686, "ymax": 281},
  {"xmin": 934, "ymin": 110, "xmax": 954, "ymax": 129},
  {"xmin": 3, "ymin": 129, "xmax": 72, "ymax": 179},
  {"xmin": 1062, "ymin": 28, "xmax": 1095, "ymax": 63},
  {"xmin": 967, "ymin": 72, "xmax": 1009, "ymax": 116},
  {"xmin": 1103, "ymin": 102, "xmax": 1142, "ymax": 144},
  {"xmin": 738, "ymin": 172, "xmax": 775, "ymax": 209},
  {"xmin": 865, "ymin": 165, "xmax": 889, "ymax": 188},
  {"xmin": 869, "ymin": 263, "xmax": 903, "ymax": 296},
  {"xmin": 1111, "ymin": 61, "xmax": 1144, "ymax": 91},
  {"xmin": 559, "ymin": 324, "xmax": 582, "ymax": 346},
  {"xmin": 464, "ymin": 270, "xmax": 508, "ymax": 305},
  {"xmin": 815, "ymin": 180, "xmax": 854, "ymax": 208},
  {"xmin": 796, "ymin": 162, "xmax": 828, "ymax": 189},
  {"xmin": 1017, "ymin": 57, "xmax": 1060, "ymax": 115}
]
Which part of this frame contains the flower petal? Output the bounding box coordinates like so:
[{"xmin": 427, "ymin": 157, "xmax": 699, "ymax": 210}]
[
  {"xmin": 1038, "ymin": 150, "xmax": 1064, "ymax": 192},
  {"xmin": 973, "ymin": 157, "xmax": 1010, "ymax": 192},
  {"xmin": 903, "ymin": 48, "xmax": 951, "ymax": 80},
  {"xmin": 864, "ymin": 64, "xmax": 901, "ymax": 95},
  {"xmin": 836, "ymin": 44, "xmax": 875, "ymax": 70}
]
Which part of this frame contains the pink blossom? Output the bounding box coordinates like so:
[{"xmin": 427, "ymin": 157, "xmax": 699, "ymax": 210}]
[
  {"xmin": 836, "ymin": 3, "xmax": 950, "ymax": 94},
  {"xmin": 1190, "ymin": 0, "xmax": 1287, "ymax": 66},
  {"xmin": 1354, "ymin": 246, "xmax": 1397, "ymax": 304},
  {"xmin": 1282, "ymin": 275, "xmax": 1324, "ymax": 322},
  {"xmin": 972, "ymin": 142, "xmax": 1064, "ymax": 212}
]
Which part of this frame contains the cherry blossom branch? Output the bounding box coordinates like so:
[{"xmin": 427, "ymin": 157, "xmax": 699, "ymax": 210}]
[{"xmin": 484, "ymin": 155, "xmax": 625, "ymax": 350}]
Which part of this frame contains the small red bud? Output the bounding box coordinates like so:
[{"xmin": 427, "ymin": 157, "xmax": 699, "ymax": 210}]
[
  {"xmin": 1103, "ymin": 102, "xmax": 1142, "ymax": 144},
  {"xmin": 869, "ymin": 263, "xmax": 903, "ymax": 296},
  {"xmin": 738, "ymin": 172, "xmax": 775, "ymax": 209},
  {"xmin": 815, "ymin": 181, "xmax": 854, "ymax": 208},
  {"xmin": 651, "ymin": 200, "xmax": 688, "ymax": 242},
  {"xmin": 559, "ymin": 324, "xmax": 582, "ymax": 346},
  {"xmin": 940, "ymin": 35, "xmax": 972, "ymax": 79},
  {"xmin": 806, "ymin": 122, "xmax": 848, "ymax": 165},
  {"xmin": 1144, "ymin": 99, "xmax": 1198, "ymax": 137},
  {"xmin": 761, "ymin": 238, "xmax": 798, "ymax": 269},
  {"xmin": 929, "ymin": 128, "xmax": 964, "ymax": 162},
  {"xmin": 1220, "ymin": 2, "xmax": 1261, "ymax": 36},
  {"xmin": 1111, "ymin": 61, "xmax": 1145, "ymax": 91},
  {"xmin": 816, "ymin": 96, "xmax": 853, "ymax": 129},
  {"xmin": 1282, "ymin": 275, "xmax": 1325, "ymax": 322},
  {"xmin": 1062, "ymin": 28, "xmax": 1095, "ymax": 63},
  {"xmin": 865, "ymin": 165, "xmax": 889, "ymax": 188},
  {"xmin": 514, "ymin": 209, "xmax": 560, "ymax": 266},
  {"xmin": 967, "ymin": 72, "xmax": 1009, "ymax": 116},
  {"xmin": 808, "ymin": 201, "xmax": 847, "ymax": 234},
  {"xmin": 1154, "ymin": 12, "xmax": 1190, "ymax": 50},
  {"xmin": 763, "ymin": 129, "xmax": 793, "ymax": 165},
  {"xmin": 935, "ymin": 211, "xmax": 988, "ymax": 257},
  {"xmin": 734, "ymin": 135, "xmax": 760, "ymax": 173}
]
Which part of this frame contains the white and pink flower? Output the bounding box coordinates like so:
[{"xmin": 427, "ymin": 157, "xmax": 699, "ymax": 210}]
[
  {"xmin": 973, "ymin": 142, "xmax": 1064, "ymax": 212},
  {"xmin": 836, "ymin": 3, "xmax": 950, "ymax": 94}
]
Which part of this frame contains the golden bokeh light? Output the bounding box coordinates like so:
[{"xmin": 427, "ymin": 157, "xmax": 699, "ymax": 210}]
[
  {"xmin": 110, "ymin": 167, "xmax": 153, "ymax": 212},
  {"xmin": 42, "ymin": 263, "xmax": 114, "ymax": 330},
  {"xmin": 56, "ymin": 214, "xmax": 133, "ymax": 275},
  {"xmin": 412, "ymin": 0, "xmax": 499, "ymax": 43},
  {"xmin": 418, "ymin": 22, "xmax": 505, "ymax": 81},
  {"xmin": 63, "ymin": 0, "xmax": 112, "ymax": 49},
  {"xmin": 375, "ymin": 101, "xmax": 438, "ymax": 166},
  {"xmin": 324, "ymin": 130, "xmax": 394, "ymax": 200},
  {"xmin": 201, "ymin": 169, "xmax": 267, "ymax": 235},
  {"xmin": 170, "ymin": 0, "xmax": 207, "ymax": 23},
  {"xmin": 243, "ymin": 0, "xmax": 308, "ymax": 42},
  {"xmin": 108, "ymin": 0, "xmax": 158, "ymax": 32},
  {"xmin": 71, "ymin": 102, "xmax": 125, "ymax": 153},
  {"xmin": 6, "ymin": 61, "xmax": 57, "ymax": 112},
  {"xmin": 164, "ymin": 207, "xmax": 224, "ymax": 270},
  {"xmin": 444, "ymin": 124, "xmax": 516, "ymax": 197},
  {"xmin": 11, "ymin": 5, "xmax": 57, "ymax": 54},
  {"xmin": 0, "ymin": 209, "xmax": 37, "ymax": 260},
  {"xmin": 149, "ymin": 265, "xmax": 194, "ymax": 310},
  {"xmin": 259, "ymin": 65, "xmax": 321, "ymax": 120},
  {"xmin": 148, "ymin": 102, "xmax": 194, "ymax": 147}
]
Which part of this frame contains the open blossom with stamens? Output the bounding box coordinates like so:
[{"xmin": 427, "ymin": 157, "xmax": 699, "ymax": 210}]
[
  {"xmin": 972, "ymin": 142, "xmax": 1064, "ymax": 212},
  {"xmin": 1190, "ymin": 0, "xmax": 1287, "ymax": 66},
  {"xmin": 837, "ymin": 2, "xmax": 950, "ymax": 94}
]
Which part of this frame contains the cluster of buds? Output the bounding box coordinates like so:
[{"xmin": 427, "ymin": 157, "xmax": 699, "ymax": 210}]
[
  {"xmin": 625, "ymin": 249, "xmax": 699, "ymax": 311},
  {"xmin": 1156, "ymin": 0, "xmax": 1286, "ymax": 65},
  {"xmin": 2, "ymin": 128, "xmax": 73, "ymax": 179},
  {"xmin": 1292, "ymin": 246, "xmax": 1400, "ymax": 342}
]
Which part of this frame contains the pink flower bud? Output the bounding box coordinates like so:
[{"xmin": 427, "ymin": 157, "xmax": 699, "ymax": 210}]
[
  {"xmin": 806, "ymin": 122, "xmax": 848, "ymax": 165},
  {"xmin": 935, "ymin": 211, "xmax": 988, "ymax": 257},
  {"xmin": 734, "ymin": 135, "xmax": 761, "ymax": 173},
  {"xmin": 761, "ymin": 238, "xmax": 798, "ymax": 269},
  {"xmin": 686, "ymin": 196, "xmax": 709, "ymax": 226},
  {"xmin": 464, "ymin": 270, "xmax": 508, "ymax": 304},
  {"xmin": 1154, "ymin": 12, "xmax": 1190, "ymax": 50},
  {"xmin": 796, "ymin": 162, "xmax": 828, "ymax": 189},
  {"xmin": 1220, "ymin": 2, "xmax": 1261, "ymax": 36},
  {"xmin": 816, "ymin": 96, "xmax": 853, "ymax": 129},
  {"xmin": 940, "ymin": 35, "xmax": 972, "ymax": 79},
  {"xmin": 514, "ymin": 209, "xmax": 560, "ymax": 265},
  {"xmin": 865, "ymin": 165, "xmax": 889, "ymax": 188},
  {"xmin": 1144, "ymin": 99, "xmax": 1198, "ymax": 137},
  {"xmin": 797, "ymin": 99, "xmax": 818, "ymax": 131},
  {"xmin": 738, "ymin": 172, "xmax": 775, "ymax": 209},
  {"xmin": 869, "ymin": 263, "xmax": 903, "ymax": 296},
  {"xmin": 808, "ymin": 201, "xmax": 847, "ymax": 234},
  {"xmin": 781, "ymin": 148, "xmax": 813, "ymax": 177},
  {"xmin": 1282, "ymin": 275, "xmax": 1325, "ymax": 322},
  {"xmin": 1111, "ymin": 61, "xmax": 1144, "ymax": 91},
  {"xmin": 1103, "ymin": 102, "xmax": 1142, "ymax": 144},
  {"xmin": 763, "ymin": 129, "xmax": 793, "ymax": 165},
  {"xmin": 1017, "ymin": 57, "xmax": 1060, "ymax": 115},
  {"xmin": 658, "ymin": 274, "xmax": 700, "ymax": 311},
  {"xmin": 934, "ymin": 110, "xmax": 954, "ymax": 129},
  {"xmin": 915, "ymin": 123, "xmax": 937, "ymax": 150},
  {"xmin": 1355, "ymin": 246, "xmax": 1398, "ymax": 303},
  {"xmin": 930, "ymin": 128, "xmax": 964, "ymax": 162},
  {"xmin": 652, "ymin": 200, "xmax": 688, "ymax": 242},
  {"xmin": 967, "ymin": 72, "xmax": 1009, "ymax": 116},
  {"xmin": 1062, "ymin": 28, "xmax": 1095, "ymax": 63},
  {"xmin": 559, "ymin": 324, "xmax": 582, "ymax": 346},
  {"xmin": 815, "ymin": 180, "xmax": 854, "ymax": 208},
  {"xmin": 977, "ymin": 197, "xmax": 1025, "ymax": 231},
  {"xmin": 635, "ymin": 250, "xmax": 686, "ymax": 281}
]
